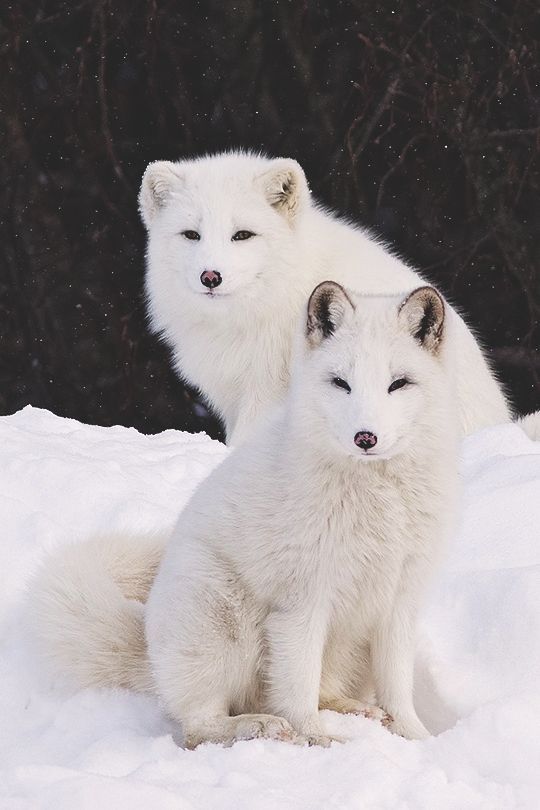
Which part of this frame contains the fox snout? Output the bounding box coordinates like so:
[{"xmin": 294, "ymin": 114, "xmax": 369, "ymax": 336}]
[
  {"xmin": 200, "ymin": 270, "xmax": 222, "ymax": 289},
  {"xmin": 354, "ymin": 431, "xmax": 377, "ymax": 451}
]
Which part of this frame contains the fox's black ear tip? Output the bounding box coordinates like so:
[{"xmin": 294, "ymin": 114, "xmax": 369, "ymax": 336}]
[
  {"xmin": 399, "ymin": 286, "xmax": 445, "ymax": 353},
  {"xmin": 306, "ymin": 281, "xmax": 354, "ymax": 347},
  {"xmin": 308, "ymin": 281, "xmax": 348, "ymax": 311}
]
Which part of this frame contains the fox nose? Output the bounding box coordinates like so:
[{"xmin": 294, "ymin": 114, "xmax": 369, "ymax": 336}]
[
  {"xmin": 200, "ymin": 270, "xmax": 222, "ymax": 289},
  {"xmin": 354, "ymin": 431, "xmax": 378, "ymax": 450}
]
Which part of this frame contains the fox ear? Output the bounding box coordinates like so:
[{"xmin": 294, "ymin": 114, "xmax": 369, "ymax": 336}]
[
  {"xmin": 257, "ymin": 159, "xmax": 309, "ymax": 222},
  {"xmin": 306, "ymin": 281, "xmax": 355, "ymax": 348},
  {"xmin": 139, "ymin": 161, "xmax": 184, "ymax": 228},
  {"xmin": 398, "ymin": 286, "xmax": 445, "ymax": 354}
]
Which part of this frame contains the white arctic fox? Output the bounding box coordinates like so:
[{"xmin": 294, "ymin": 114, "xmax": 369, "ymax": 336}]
[
  {"xmin": 140, "ymin": 150, "xmax": 513, "ymax": 445},
  {"xmin": 30, "ymin": 283, "xmax": 458, "ymax": 746}
]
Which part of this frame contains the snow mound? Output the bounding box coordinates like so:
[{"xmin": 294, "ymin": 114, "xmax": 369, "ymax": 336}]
[{"xmin": 0, "ymin": 407, "xmax": 539, "ymax": 809}]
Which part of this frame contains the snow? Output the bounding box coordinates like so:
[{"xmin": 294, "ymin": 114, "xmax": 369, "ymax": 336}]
[{"xmin": 0, "ymin": 406, "xmax": 539, "ymax": 809}]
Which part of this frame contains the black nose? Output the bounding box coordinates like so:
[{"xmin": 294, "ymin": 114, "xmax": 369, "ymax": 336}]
[
  {"xmin": 200, "ymin": 270, "xmax": 222, "ymax": 289},
  {"xmin": 354, "ymin": 431, "xmax": 377, "ymax": 450}
]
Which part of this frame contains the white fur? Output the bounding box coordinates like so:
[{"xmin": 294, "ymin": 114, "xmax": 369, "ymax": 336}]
[
  {"xmin": 29, "ymin": 532, "xmax": 166, "ymax": 692},
  {"xmin": 518, "ymin": 411, "xmax": 540, "ymax": 441},
  {"xmin": 30, "ymin": 286, "xmax": 459, "ymax": 747},
  {"xmin": 140, "ymin": 150, "xmax": 513, "ymax": 445}
]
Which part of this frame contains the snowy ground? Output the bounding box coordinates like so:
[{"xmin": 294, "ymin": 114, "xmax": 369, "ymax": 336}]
[{"xmin": 0, "ymin": 406, "xmax": 539, "ymax": 810}]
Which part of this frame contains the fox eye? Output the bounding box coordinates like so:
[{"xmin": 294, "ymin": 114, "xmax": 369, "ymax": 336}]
[
  {"xmin": 232, "ymin": 230, "xmax": 255, "ymax": 241},
  {"xmin": 182, "ymin": 230, "xmax": 201, "ymax": 241},
  {"xmin": 332, "ymin": 376, "xmax": 351, "ymax": 393},
  {"xmin": 388, "ymin": 377, "xmax": 409, "ymax": 393}
]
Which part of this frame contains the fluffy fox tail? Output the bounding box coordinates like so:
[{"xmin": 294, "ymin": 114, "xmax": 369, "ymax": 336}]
[
  {"xmin": 28, "ymin": 532, "xmax": 168, "ymax": 692},
  {"xmin": 518, "ymin": 410, "xmax": 540, "ymax": 441}
]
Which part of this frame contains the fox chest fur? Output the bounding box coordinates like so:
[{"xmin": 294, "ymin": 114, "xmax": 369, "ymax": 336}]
[{"xmin": 195, "ymin": 451, "xmax": 446, "ymax": 644}]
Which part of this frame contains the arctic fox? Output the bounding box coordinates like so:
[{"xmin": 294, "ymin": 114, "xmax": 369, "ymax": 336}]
[
  {"xmin": 30, "ymin": 283, "xmax": 458, "ymax": 746},
  {"xmin": 140, "ymin": 150, "xmax": 511, "ymax": 445}
]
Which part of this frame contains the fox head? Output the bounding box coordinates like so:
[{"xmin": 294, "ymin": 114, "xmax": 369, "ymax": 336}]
[
  {"xmin": 139, "ymin": 152, "xmax": 310, "ymax": 315},
  {"xmin": 290, "ymin": 282, "xmax": 451, "ymax": 462}
]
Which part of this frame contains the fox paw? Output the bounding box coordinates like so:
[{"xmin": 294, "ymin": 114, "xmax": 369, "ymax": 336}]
[
  {"xmin": 297, "ymin": 732, "xmax": 344, "ymax": 747},
  {"xmin": 235, "ymin": 714, "xmax": 298, "ymax": 742},
  {"xmin": 321, "ymin": 697, "xmax": 392, "ymax": 726},
  {"xmin": 387, "ymin": 716, "xmax": 430, "ymax": 740}
]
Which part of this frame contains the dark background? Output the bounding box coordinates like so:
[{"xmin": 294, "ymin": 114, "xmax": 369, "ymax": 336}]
[{"xmin": 1, "ymin": 0, "xmax": 539, "ymax": 440}]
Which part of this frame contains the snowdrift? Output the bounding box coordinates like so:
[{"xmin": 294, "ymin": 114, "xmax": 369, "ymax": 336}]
[{"xmin": 0, "ymin": 407, "xmax": 539, "ymax": 809}]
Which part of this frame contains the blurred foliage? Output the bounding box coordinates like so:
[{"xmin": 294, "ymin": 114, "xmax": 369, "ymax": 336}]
[{"xmin": 1, "ymin": 0, "xmax": 539, "ymax": 438}]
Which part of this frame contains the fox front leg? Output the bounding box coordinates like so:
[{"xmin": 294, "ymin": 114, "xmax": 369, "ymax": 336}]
[
  {"xmin": 371, "ymin": 555, "xmax": 431, "ymax": 741},
  {"xmin": 264, "ymin": 606, "xmax": 342, "ymax": 747}
]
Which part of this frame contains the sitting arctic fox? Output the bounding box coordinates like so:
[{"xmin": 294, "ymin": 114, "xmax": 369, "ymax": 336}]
[
  {"xmin": 31, "ymin": 283, "xmax": 458, "ymax": 746},
  {"xmin": 140, "ymin": 150, "xmax": 511, "ymax": 445}
]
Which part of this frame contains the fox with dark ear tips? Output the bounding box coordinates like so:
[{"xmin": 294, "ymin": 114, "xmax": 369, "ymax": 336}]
[{"xmin": 30, "ymin": 283, "xmax": 458, "ymax": 746}]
